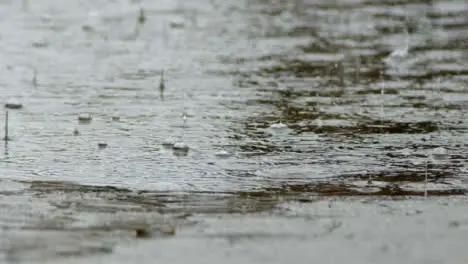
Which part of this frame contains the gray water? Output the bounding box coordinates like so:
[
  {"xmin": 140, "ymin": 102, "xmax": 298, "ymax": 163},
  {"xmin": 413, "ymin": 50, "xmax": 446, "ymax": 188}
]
[{"xmin": 0, "ymin": 0, "xmax": 468, "ymax": 263}]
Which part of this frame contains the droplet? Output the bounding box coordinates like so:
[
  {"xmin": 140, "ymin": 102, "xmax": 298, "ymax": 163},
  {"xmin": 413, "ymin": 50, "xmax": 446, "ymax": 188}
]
[
  {"xmin": 172, "ymin": 142, "xmax": 189, "ymax": 156},
  {"xmin": 173, "ymin": 142, "xmax": 189, "ymax": 151},
  {"xmin": 78, "ymin": 113, "xmax": 92, "ymax": 123},
  {"xmin": 4, "ymin": 99, "xmax": 23, "ymax": 110},
  {"xmin": 269, "ymin": 121, "xmax": 288, "ymax": 130},
  {"xmin": 162, "ymin": 138, "xmax": 176, "ymax": 148},
  {"xmin": 215, "ymin": 150, "xmax": 232, "ymax": 158},
  {"xmin": 135, "ymin": 228, "xmax": 151, "ymax": 238},
  {"xmin": 315, "ymin": 118, "xmax": 323, "ymax": 128},
  {"xmin": 169, "ymin": 19, "xmax": 185, "ymax": 29},
  {"xmin": 98, "ymin": 143, "xmax": 108, "ymax": 149},
  {"xmin": 429, "ymin": 147, "xmax": 449, "ymax": 163}
]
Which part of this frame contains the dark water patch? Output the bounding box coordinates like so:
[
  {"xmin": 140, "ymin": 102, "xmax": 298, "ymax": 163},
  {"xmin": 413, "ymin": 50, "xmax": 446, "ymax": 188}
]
[
  {"xmin": 25, "ymin": 180, "xmax": 132, "ymax": 194},
  {"xmin": 237, "ymin": 142, "xmax": 286, "ymax": 156},
  {"xmin": 18, "ymin": 180, "xmax": 280, "ymax": 215},
  {"xmin": 439, "ymin": 88, "xmax": 468, "ymax": 94},
  {"xmin": 103, "ymin": 86, "xmax": 143, "ymax": 91},
  {"xmin": 244, "ymin": 181, "xmax": 465, "ymax": 197},
  {"xmin": 18, "ymin": 176, "xmax": 465, "ymax": 219},
  {"xmin": 343, "ymin": 167, "xmax": 461, "ymax": 183},
  {"xmin": 357, "ymin": 120, "xmax": 440, "ymax": 134},
  {"xmin": 292, "ymin": 119, "xmax": 441, "ymax": 134},
  {"xmin": 401, "ymin": 95, "xmax": 426, "ymax": 100},
  {"xmin": 389, "ymin": 102, "xmax": 465, "ymax": 111},
  {"xmin": 356, "ymin": 88, "xmax": 399, "ymax": 95}
]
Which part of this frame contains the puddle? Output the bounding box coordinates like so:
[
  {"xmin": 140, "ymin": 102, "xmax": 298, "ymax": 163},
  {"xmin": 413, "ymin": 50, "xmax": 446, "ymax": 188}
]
[{"xmin": 0, "ymin": 0, "xmax": 467, "ymax": 263}]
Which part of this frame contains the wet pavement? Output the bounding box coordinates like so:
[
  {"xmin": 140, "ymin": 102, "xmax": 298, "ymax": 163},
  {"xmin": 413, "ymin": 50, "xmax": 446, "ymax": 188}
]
[{"xmin": 0, "ymin": 0, "xmax": 467, "ymax": 263}]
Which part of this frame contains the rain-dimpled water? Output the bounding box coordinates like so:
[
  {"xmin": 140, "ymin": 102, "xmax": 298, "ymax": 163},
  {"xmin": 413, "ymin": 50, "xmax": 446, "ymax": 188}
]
[{"xmin": 0, "ymin": 0, "xmax": 467, "ymax": 263}]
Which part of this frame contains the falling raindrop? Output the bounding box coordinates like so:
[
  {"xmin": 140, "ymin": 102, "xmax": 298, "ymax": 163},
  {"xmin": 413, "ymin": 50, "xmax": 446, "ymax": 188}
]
[
  {"xmin": 159, "ymin": 69, "xmax": 165, "ymax": 100},
  {"xmin": 337, "ymin": 60, "xmax": 345, "ymax": 87},
  {"xmin": 172, "ymin": 110, "xmax": 190, "ymax": 155},
  {"xmin": 424, "ymin": 159, "xmax": 428, "ymax": 198},
  {"xmin": 3, "ymin": 110, "xmax": 9, "ymax": 141},
  {"xmin": 383, "ymin": 26, "xmax": 410, "ymax": 65},
  {"xmin": 354, "ymin": 56, "xmax": 361, "ymax": 84},
  {"xmin": 32, "ymin": 68, "xmax": 37, "ymax": 87},
  {"xmin": 138, "ymin": 8, "xmax": 146, "ymax": 25},
  {"xmin": 182, "ymin": 111, "xmax": 188, "ymax": 128}
]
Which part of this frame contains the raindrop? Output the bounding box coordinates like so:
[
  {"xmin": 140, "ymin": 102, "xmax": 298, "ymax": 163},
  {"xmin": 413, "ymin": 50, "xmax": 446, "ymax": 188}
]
[
  {"xmin": 78, "ymin": 113, "xmax": 92, "ymax": 123},
  {"xmin": 354, "ymin": 56, "xmax": 360, "ymax": 84},
  {"xmin": 429, "ymin": 147, "xmax": 449, "ymax": 164},
  {"xmin": 173, "ymin": 142, "xmax": 189, "ymax": 150},
  {"xmin": 3, "ymin": 110, "xmax": 9, "ymax": 141},
  {"xmin": 98, "ymin": 143, "xmax": 108, "ymax": 149},
  {"xmin": 32, "ymin": 68, "xmax": 37, "ymax": 87},
  {"xmin": 4, "ymin": 99, "xmax": 23, "ymax": 110},
  {"xmin": 172, "ymin": 142, "xmax": 189, "ymax": 156},
  {"xmin": 424, "ymin": 159, "xmax": 428, "ymax": 198},
  {"xmin": 215, "ymin": 150, "xmax": 232, "ymax": 158},
  {"xmin": 172, "ymin": 110, "xmax": 190, "ymax": 155},
  {"xmin": 315, "ymin": 118, "xmax": 323, "ymax": 128},
  {"xmin": 383, "ymin": 27, "xmax": 410, "ymax": 65},
  {"xmin": 269, "ymin": 121, "xmax": 288, "ymax": 130},
  {"xmin": 162, "ymin": 138, "xmax": 176, "ymax": 149},
  {"xmin": 169, "ymin": 19, "xmax": 185, "ymax": 29},
  {"xmin": 159, "ymin": 69, "xmax": 165, "ymax": 100},
  {"xmin": 138, "ymin": 8, "xmax": 146, "ymax": 25}
]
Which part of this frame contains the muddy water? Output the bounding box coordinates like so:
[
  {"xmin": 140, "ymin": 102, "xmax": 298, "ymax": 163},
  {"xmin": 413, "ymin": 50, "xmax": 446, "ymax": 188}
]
[{"xmin": 0, "ymin": 0, "xmax": 467, "ymax": 263}]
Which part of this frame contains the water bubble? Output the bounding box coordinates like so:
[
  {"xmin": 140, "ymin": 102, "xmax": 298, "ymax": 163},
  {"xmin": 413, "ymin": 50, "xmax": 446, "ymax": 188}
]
[
  {"xmin": 173, "ymin": 142, "xmax": 189, "ymax": 151},
  {"xmin": 384, "ymin": 27, "xmax": 410, "ymax": 65},
  {"xmin": 98, "ymin": 143, "xmax": 108, "ymax": 149},
  {"xmin": 4, "ymin": 99, "xmax": 23, "ymax": 110},
  {"xmin": 159, "ymin": 70, "xmax": 165, "ymax": 100},
  {"xmin": 315, "ymin": 118, "xmax": 323, "ymax": 128},
  {"xmin": 40, "ymin": 14, "xmax": 52, "ymax": 22},
  {"xmin": 138, "ymin": 8, "xmax": 146, "ymax": 25},
  {"xmin": 162, "ymin": 138, "xmax": 176, "ymax": 149},
  {"xmin": 269, "ymin": 121, "xmax": 288, "ymax": 130},
  {"xmin": 172, "ymin": 142, "xmax": 189, "ymax": 156},
  {"xmin": 182, "ymin": 112, "xmax": 188, "ymax": 127},
  {"xmin": 169, "ymin": 18, "xmax": 185, "ymax": 29},
  {"xmin": 78, "ymin": 113, "xmax": 92, "ymax": 123},
  {"xmin": 429, "ymin": 147, "xmax": 449, "ymax": 163},
  {"xmin": 32, "ymin": 38, "xmax": 49, "ymax": 48},
  {"xmin": 215, "ymin": 150, "xmax": 232, "ymax": 158},
  {"xmin": 411, "ymin": 159, "xmax": 424, "ymax": 166}
]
